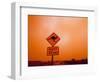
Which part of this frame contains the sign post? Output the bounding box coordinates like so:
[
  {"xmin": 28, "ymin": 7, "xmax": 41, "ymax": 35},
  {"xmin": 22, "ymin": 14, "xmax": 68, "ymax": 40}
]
[
  {"xmin": 47, "ymin": 46, "xmax": 59, "ymax": 65},
  {"xmin": 46, "ymin": 33, "xmax": 60, "ymax": 65}
]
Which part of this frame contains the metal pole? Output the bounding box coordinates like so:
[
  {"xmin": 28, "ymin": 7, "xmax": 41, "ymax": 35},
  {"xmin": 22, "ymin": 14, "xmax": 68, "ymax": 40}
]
[
  {"xmin": 51, "ymin": 54, "xmax": 53, "ymax": 65},
  {"xmin": 51, "ymin": 46, "xmax": 54, "ymax": 65}
]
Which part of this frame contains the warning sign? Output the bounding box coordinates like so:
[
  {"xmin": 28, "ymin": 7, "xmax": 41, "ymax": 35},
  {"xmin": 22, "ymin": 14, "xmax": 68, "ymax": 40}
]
[
  {"xmin": 47, "ymin": 46, "xmax": 59, "ymax": 56},
  {"xmin": 46, "ymin": 33, "xmax": 60, "ymax": 46}
]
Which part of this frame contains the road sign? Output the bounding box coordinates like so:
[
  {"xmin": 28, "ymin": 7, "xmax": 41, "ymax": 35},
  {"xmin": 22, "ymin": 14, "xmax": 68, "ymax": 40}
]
[
  {"xmin": 46, "ymin": 33, "xmax": 60, "ymax": 46},
  {"xmin": 47, "ymin": 46, "xmax": 59, "ymax": 56}
]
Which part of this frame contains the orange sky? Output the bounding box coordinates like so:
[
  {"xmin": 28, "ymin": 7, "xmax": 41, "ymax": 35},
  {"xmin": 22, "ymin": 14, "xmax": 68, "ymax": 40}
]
[{"xmin": 28, "ymin": 15, "xmax": 88, "ymax": 61}]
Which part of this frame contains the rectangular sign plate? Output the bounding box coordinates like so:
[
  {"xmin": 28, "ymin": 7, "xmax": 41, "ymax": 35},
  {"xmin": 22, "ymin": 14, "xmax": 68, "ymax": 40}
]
[{"xmin": 47, "ymin": 46, "xmax": 59, "ymax": 56}]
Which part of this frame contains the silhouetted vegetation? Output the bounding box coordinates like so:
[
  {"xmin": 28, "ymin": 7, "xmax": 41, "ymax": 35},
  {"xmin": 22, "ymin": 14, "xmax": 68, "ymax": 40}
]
[{"xmin": 28, "ymin": 59, "xmax": 88, "ymax": 67}]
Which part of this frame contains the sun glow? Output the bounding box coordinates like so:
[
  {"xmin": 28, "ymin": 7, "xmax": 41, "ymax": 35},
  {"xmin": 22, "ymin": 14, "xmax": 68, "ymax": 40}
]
[{"xmin": 28, "ymin": 15, "xmax": 88, "ymax": 62}]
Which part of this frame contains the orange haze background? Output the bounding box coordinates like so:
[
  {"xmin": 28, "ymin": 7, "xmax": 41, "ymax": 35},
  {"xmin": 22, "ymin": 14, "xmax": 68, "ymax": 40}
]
[{"xmin": 28, "ymin": 15, "xmax": 88, "ymax": 62}]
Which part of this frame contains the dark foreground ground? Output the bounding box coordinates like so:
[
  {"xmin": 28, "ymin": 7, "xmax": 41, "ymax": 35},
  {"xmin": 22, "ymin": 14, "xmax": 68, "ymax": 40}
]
[{"xmin": 28, "ymin": 59, "xmax": 88, "ymax": 67}]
